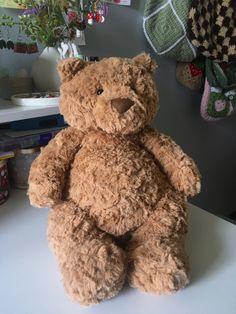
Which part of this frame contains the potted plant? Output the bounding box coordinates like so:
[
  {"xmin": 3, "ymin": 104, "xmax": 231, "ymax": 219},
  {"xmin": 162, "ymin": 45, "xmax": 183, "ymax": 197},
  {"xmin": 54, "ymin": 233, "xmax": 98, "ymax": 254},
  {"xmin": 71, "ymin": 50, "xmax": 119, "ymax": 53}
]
[{"xmin": 13, "ymin": 0, "xmax": 107, "ymax": 91}]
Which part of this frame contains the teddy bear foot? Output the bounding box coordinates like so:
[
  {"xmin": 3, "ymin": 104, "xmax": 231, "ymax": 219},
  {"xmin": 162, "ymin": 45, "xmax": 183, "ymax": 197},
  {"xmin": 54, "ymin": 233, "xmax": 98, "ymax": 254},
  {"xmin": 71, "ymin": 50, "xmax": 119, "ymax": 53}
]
[
  {"xmin": 60, "ymin": 239, "xmax": 127, "ymax": 306},
  {"xmin": 128, "ymin": 238, "xmax": 189, "ymax": 295}
]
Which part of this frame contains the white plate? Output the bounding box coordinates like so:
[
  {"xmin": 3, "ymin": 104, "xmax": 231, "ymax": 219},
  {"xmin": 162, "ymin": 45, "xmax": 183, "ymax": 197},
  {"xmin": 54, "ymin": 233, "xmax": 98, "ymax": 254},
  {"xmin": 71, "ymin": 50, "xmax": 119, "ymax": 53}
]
[{"xmin": 11, "ymin": 92, "xmax": 60, "ymax": 107}]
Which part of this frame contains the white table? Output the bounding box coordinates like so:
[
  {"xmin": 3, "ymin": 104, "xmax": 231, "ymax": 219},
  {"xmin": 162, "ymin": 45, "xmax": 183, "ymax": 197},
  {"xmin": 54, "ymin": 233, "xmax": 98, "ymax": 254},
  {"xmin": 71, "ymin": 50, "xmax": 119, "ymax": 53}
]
[
  {"xmin": 0, "ymin": 190, "xmax": 236, "ymax": 314},
  {"xmin": 0, "ymin": 99, "xmax": 59, "ymax": 124}
]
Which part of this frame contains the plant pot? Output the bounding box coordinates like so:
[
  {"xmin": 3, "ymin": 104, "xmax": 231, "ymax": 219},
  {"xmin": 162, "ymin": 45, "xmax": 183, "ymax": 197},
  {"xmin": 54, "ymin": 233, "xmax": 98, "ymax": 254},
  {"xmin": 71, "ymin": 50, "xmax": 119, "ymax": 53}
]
[{"xmin": 31, "ymin": 47, "xmax": 61, "ymax": 92}]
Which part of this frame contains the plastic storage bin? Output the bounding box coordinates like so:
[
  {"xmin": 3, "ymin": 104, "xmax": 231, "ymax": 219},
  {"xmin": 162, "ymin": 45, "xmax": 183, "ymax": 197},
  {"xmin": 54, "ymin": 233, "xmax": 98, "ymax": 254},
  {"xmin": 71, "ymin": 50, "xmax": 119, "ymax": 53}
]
[
  {"xmin": 8, "ymin": 147, "xmax": 40, "ymax": 189},
  {"xmin": 0, "ymin": 127, "xmax": 63, "ymax": 151},
  {"xmin": 0, "ymin": 159, "xmax": 9, "ymax": 205}
]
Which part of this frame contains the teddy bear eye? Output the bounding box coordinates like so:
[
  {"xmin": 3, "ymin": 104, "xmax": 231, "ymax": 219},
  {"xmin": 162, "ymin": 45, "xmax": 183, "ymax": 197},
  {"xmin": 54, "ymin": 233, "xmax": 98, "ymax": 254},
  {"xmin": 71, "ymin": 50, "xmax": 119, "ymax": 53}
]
[{"xmin": 97, "ymin": 89, "xmax": 104, "ymax": 95}]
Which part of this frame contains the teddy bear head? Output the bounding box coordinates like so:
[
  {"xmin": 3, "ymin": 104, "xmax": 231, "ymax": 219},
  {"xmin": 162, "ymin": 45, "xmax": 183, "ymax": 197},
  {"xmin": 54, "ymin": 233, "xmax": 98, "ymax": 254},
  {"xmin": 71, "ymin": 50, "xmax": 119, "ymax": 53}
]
[{"xmin": 58, "ymin": 53, "xmax": 159, "ymax": 135}]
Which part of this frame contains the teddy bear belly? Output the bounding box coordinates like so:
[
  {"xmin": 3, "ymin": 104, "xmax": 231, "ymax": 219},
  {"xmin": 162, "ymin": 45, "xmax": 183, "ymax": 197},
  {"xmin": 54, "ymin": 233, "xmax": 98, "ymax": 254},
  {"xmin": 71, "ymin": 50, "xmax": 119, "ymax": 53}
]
[{"xmin": 68, "ymin": 145, "xmax": 168, "ymax": 236}]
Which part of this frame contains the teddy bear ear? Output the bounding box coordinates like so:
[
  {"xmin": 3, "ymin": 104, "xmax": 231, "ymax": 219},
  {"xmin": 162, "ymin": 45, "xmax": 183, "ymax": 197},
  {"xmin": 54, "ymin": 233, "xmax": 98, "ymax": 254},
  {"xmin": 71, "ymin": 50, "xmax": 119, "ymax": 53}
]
[
  {"xmin": 133, "ymin": 53, "xmax": 157, "ymax": 74},
  {"xmin": 57, "ymin": 58, "xmax": 88, "ymax": 83}
]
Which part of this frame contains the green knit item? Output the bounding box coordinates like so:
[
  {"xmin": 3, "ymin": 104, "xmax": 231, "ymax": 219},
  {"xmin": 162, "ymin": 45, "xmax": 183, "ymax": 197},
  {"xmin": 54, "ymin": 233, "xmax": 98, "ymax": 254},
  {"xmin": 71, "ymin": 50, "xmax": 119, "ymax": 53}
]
[
  {"xmin": 207, "ymin": 92, "xmax": 230, "ymax": 118},
  {"xmin": 204, "ymin": 59, "xmax": 236, "ymax": 119},
  {"xmin": 143, "ymin": 0, "xmax": 197, "ymax": 62}
]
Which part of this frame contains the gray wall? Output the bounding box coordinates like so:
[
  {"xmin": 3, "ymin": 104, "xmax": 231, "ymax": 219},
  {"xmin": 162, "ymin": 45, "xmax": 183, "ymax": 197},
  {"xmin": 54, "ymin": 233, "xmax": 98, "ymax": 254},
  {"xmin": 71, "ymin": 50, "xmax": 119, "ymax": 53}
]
[{"xmin": 1, "ymin": 2, "xmax": 236, "ymax": 222}]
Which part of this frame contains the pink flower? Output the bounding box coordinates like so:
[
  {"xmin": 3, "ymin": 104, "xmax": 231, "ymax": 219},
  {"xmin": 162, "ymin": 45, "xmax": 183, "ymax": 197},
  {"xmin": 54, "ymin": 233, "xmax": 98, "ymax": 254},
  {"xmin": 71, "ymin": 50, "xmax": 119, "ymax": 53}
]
[{"xmin": 67, "ymin": 11, "xmax": 78, "ymax": 22}]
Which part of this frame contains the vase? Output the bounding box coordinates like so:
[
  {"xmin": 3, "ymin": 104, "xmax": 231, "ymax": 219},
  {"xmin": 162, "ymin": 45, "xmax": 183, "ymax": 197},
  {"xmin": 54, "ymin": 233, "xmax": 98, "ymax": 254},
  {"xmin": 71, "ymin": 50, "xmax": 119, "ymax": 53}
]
[{"xmin": 31, "ymin": 47, "xmax": 61, "ymax": 92}]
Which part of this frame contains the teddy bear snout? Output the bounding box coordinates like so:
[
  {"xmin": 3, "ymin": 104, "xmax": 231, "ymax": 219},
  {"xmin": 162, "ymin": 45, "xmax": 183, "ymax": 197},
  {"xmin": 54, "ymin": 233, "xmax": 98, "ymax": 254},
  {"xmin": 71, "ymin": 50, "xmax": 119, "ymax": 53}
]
[{"xmin": 111, "ymin": 98, "xmax": 134, "ymax": 114}]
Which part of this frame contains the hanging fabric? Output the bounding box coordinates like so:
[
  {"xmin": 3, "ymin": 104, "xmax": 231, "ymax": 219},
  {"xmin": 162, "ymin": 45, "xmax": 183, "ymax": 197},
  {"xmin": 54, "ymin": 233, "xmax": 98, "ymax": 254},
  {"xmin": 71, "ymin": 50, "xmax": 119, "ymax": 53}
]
[
  {"xmin": 189, "ymin": 0, "xmax": 236, "ymax": 63},
  {"xmin": 143, "ymin": 0, "xmax": 197, "ymax": 62}
]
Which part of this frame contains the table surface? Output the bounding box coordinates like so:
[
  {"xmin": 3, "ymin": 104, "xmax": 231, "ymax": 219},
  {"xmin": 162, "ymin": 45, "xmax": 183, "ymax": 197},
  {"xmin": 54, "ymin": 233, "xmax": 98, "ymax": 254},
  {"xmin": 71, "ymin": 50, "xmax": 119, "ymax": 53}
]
[{"xmin": 0, "ymin": 190, "xmax": 236, "ymax": 314}]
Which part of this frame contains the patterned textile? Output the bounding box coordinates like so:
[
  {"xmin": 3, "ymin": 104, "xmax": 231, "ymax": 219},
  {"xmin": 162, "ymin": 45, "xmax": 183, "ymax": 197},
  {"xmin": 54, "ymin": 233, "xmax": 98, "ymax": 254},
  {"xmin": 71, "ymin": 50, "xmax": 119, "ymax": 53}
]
[
  {"xmin": 189, "ymin": 0, "xmax": 236, "ymax": 63},
  {"xmin": 200, "ymin": 59, "xmax": 236, "ymax": 120},
  {"xmin": 143, "ymin": 0, "xmax": 197, "ymax": 62}
]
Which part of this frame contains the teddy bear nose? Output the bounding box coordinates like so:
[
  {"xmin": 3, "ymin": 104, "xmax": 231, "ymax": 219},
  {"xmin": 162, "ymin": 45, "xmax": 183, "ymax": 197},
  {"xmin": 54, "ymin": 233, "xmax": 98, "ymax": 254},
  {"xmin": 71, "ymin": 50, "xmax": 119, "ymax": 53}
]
[{"xmin": 111, "ymin": 98, "xmax": 134, "ymax": 114}]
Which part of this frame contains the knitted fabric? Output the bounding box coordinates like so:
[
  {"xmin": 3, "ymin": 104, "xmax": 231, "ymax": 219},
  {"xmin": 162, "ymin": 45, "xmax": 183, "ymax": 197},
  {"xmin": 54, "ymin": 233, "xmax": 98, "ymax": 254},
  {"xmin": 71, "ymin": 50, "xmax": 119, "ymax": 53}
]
[
  {"xmin": 189, "ymin": 0, "xmax": 236, "ymax": 63},
  {"xmin": 176, "ymin": 61, "xmax": 204, "ymax": 91},
  {"xmin": 200, "ymin": 59, "xmax": 236, "ymax": 121},
  {"xmin": 143, "ymin": 0, "xmax": 197, "ymax": 62},
  {"xmin": 200, "ymin": 79, "xmax": 236, "ymax": 120}
]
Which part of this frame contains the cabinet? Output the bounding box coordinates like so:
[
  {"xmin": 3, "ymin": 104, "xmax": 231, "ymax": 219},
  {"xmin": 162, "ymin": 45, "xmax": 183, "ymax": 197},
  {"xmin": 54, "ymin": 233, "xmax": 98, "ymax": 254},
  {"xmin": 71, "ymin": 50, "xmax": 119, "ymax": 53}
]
[{"xmin": 0, "ymin": 98, "xmax": 60, "ymax": 201}]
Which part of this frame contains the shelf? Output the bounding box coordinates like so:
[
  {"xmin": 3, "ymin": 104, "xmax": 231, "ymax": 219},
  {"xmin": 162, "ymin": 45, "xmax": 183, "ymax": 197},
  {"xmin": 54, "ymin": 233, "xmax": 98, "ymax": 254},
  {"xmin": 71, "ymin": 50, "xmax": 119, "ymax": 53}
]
[{"xmin": 0, "ymin": 99, "xmax": 60, "ymax": 124}]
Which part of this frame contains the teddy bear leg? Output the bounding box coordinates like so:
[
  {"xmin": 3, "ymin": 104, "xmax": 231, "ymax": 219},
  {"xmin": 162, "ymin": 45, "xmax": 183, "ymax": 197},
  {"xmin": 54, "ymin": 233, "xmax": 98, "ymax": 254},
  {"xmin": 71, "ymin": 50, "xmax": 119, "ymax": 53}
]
[
  {"xmin": 127, "ymin": 191, "xmax": 189, "ymax": 295},
  {"xmin": 47, "ymin": 201, "xmax": 127, "ymax": 305}
]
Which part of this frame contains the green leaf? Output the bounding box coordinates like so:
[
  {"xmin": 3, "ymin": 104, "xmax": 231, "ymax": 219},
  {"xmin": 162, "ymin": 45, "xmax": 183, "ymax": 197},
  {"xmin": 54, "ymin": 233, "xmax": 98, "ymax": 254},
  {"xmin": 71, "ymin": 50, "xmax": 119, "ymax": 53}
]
[
  {"xmin": 212, "ymin": 62, "xmax": 228, "ymax": 89},
  {"xmin": 206, "ymin": 59, "xmax": 218, "ymax": 87},
  {"xmin": 226, "ymin": 63, "xmax": 236, "ymax": 86}
]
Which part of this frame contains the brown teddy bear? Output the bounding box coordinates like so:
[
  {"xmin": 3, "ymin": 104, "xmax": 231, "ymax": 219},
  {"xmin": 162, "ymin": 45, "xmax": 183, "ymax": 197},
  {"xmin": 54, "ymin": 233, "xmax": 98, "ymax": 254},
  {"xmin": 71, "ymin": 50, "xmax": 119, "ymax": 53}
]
[{"xmin": 28, "ymin": 53, "xmax": 201, "ymax": 306}]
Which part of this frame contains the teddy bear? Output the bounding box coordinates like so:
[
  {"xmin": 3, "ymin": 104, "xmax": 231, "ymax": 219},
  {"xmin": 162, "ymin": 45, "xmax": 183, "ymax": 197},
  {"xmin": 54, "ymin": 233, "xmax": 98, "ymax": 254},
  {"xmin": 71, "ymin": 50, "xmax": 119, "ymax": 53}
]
[{"xmin": 28, "ymin": 53, "xmax": 201, "ymax": 306}]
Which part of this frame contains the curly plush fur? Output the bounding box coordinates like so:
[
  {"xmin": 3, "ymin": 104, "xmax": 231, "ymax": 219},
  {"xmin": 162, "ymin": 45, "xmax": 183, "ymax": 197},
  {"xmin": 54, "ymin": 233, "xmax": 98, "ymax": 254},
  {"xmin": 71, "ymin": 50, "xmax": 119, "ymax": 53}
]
[{"xmin": 28, "ymin": 53, "xmax": 201, "ymax": 306}]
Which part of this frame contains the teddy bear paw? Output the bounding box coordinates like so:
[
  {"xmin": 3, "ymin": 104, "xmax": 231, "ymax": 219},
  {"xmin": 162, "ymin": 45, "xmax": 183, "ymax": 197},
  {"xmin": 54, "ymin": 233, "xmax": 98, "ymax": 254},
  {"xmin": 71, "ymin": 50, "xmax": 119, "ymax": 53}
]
[
  {"xmin": 173, "ymin": 164, "xmax": 201, "ymax": 197},
  {"xmin": 129, "ymin": 262, "xmax": 189, "ymax": 295},
  {"xmin": 61, "ymin": 239, "xmax": 127, "ymax": 305},
  {"xmin": 128, "ymin": 239, "xmax": 189, "ymax": 295}
]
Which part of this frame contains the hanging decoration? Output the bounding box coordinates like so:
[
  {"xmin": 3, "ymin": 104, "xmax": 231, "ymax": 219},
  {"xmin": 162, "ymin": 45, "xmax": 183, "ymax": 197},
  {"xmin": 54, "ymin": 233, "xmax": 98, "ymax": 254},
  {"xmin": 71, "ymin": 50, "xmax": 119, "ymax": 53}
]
[
  {"xmin": 0, "ymin": 15, "xmax": 15, "ymax": 50},
  {"xmin": 9, "ymin": 0, "xmax": 109, "ymax": 47},
  {"xmin": 0, "ymin": 1, "xmax": 109, "ymax": 56},
  {"xmin": 6, "ymin": 28, "xmax": 14, "ymax": 50},
  {"xmin": 104, "ymin": 0, "xmax": 131, "ymax": 5},
  {"xmin": 86, "ymin": 0, "xmax": 108, "ymax": 25},
  {"xmin": 0, "ymin": 14, "xmax": 39, "ymax": 53}
]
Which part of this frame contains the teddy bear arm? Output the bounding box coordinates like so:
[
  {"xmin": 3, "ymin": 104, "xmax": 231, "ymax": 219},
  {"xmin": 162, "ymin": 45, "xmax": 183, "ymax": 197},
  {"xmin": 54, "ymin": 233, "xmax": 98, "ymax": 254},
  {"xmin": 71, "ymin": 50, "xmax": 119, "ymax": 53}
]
[
  {"xmin": 139, "ymin": 127, "xmax": 201, "ymax": 197},
  {"xmin": 28, "ymin": 127, "xmax": 84, "ymax": 208}
]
